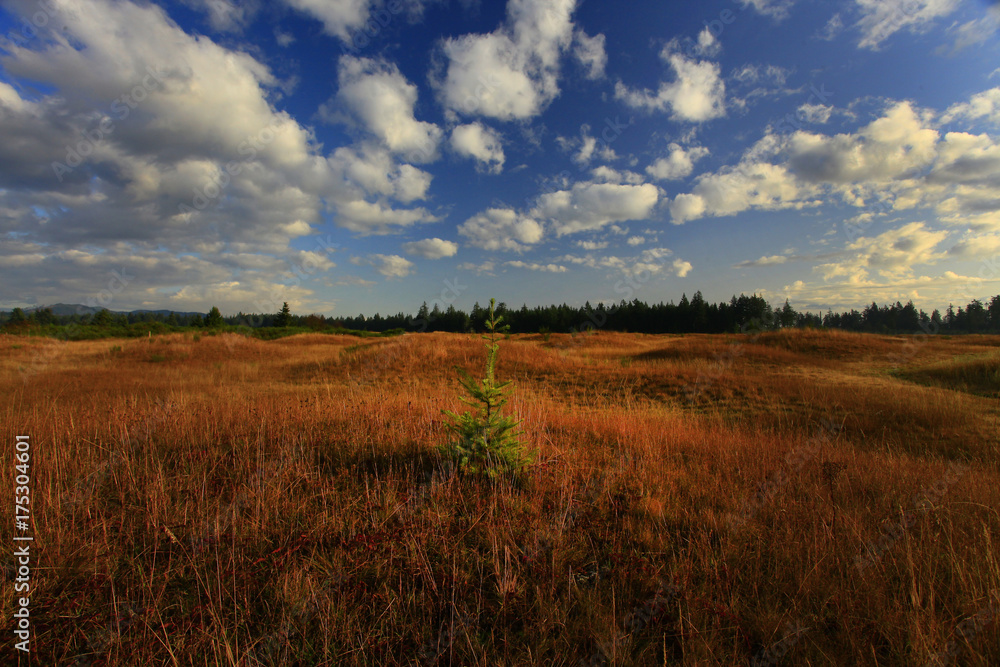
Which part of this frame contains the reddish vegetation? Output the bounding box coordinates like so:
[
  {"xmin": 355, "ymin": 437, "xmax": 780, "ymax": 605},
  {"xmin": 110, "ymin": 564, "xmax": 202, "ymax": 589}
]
[{"xmin": 2, "ymin": 329, "xmax": 998, "ymax": 665}]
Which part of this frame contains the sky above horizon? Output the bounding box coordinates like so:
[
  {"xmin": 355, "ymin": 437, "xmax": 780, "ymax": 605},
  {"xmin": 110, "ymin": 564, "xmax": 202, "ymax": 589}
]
[{"xmin": 1, "ymin": 0, "xmax": 999, "ymax": 317}]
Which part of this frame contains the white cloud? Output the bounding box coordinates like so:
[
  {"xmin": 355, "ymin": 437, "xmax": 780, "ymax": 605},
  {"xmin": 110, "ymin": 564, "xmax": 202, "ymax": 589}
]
[
  {"xmin": 505, "ymin": 260, "xmax": 567, "ymax": 273},
  {"xmin": 456, "ymin": 260, "xmax": 496, "ymax": 275},
  {"xmin": 615, "ymin": 46, "xmax": 726, "ymax": 123},
  {"xmin": 328, "ymin": 143, "xmax": 432, "ymax": 202},
  {"xmin": 402, "ymin": 238, "xmax": 459, "ymax": 259},
  {"xmin": 787, "ymin": 102, "xmax": 938, "ymax": 183},
  {"xmin": 854, "ymin": 0, "xmax": 961, "ymax": 50},
  {"xmin": 668, "ymin": 193, "xmax": 708, "ymax": 223},
  {"xmin": 627, "ymin": 236, "xmax": 645, "ymax": 246},
  {"xmin": 819, "ymin": 13, "xmax": 844, "ymax": 40},
  {"xmin": 590, "ymin": 166, "xmax": 643, "ymax": 184},
  {"xmin": 532, "ymin": 181, "xmax": 661, "ymax": 236},
  {"xmin": 669, "ymin": 160, "xmax": 803, "ymax": 224},
  {"xmin": 797, "ymin": 103, "xmax": 833, "ymax": 124},
  {"xmin": 945, "ymin": 7, "xmax": 1000, "ymax": 52},
  {"xmin": 947, "ymin": 232, "xmax": 1000, "ymax": 259},
  {"xmin": 325, "ymin": 143, "xmax": 439, "ymax": 234},
  {"xmin": 567, "ymin": 124, "xmax": 619, "ymax": 165},
  {"xmin": 737, "ymin": 0, "xmax": 796, "ymax": 20},
  {"xmin": 577, "ymin": 240, "xmax": 608, "ymax": 250},
  {"xmin": 183, "ymin": 0, "xmax": 259, "ymax": 32},
  {"xmin": 334, "ymin": 199, "xmax": 438, "ymax": 234},
  {"xmin": 667, "ymin": 99, "xmax": 976, "ymax": 226},
  {"xmin": 695, "ymin": 27, "xmax": 722, "ymax": 59},
  {"xmin": 435, "ymin": 0, "xmax": 578, "ymax": 120},
  {"xmin": 816, "ymin": 222, "xmax": 948, "ymax": 281},
  {"xmin": 672, "ymin": 258, "xmax": 693, "ymax": 277},
  {"xmin": 360, "ymin": 253, "xmax": 415, "ymax": 278},
  {"xmin": 646, "ymin": 143, "xmax": 710, "ymax": 180},
  {"xmin": 573, "ymin": 29, "xmax": 607, "ymax": 79},
  {"xmin": 282, "ymin": 0, "xmax": 375, "ymax": 41},
  {"xmin": 450, "ymin": 122, "xmax": 505, "ymax": 173},
  {"xmin": 0, "ymin": 0, "xmax": 348, "ymax": 279},
  {"xmin": 332, "ymin": 56, "xmax": 442, "ymax": 163},
  {"xmin": 458, "ymin": 207, "xmax": 544, "ymax": 251},
  {"xmin": 941, "ymin": 87, "xmax": 1000, "ymax": 125},
  {"xmin": 736, "ymin": 254, "xmax": 788, "ymax": 268}
]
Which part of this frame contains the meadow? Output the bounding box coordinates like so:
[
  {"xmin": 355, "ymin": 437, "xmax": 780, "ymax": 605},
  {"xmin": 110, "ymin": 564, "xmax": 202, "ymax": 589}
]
[{"xmin": 1, "ymin": 328, "xmax": 998, "ymax": 665}]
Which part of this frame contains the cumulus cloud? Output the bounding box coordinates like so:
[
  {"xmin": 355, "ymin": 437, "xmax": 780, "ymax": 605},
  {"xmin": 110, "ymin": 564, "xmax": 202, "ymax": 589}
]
[
  {"xmin": 941, "ymin": 87, "xmax": 1000, "ymax": 125},
  {"xmin": 557, "ymin": 246, "xmax": 688, "ymax": 279},
  {"xmin": 853, "ymin": 0, "xmax": 961, "ymax": 50},
  {"xmin": 357, "ymin": 253, "xmax": 415, "ymax": 278},
  {"xmin": 532, "ymin": 181, "xmax": 661, "ymax": 236},
  {"xmin": 328, "ymin": 143, "xmax": 432, "ymax": 203},
  {"xmin": 816, "ymin": 222, "xmax": 947, "ymax": 281},
  {"xmin": 334, "ymin": 199, "xmax": 438, "ymax": 235},
  {"xmin": 668, "ymin": 160, "xmax": 802, "ymax": 224},
  {"xmin": 665, "ymin": 95, "xmax": 1000, "ymax": 226},
  {"xmin": 672, "ymin": 258, "xmax": 693, "ymax": 277},
  {"xmin": 615, "ymin": 44, "xmax": 726, "ymax": 122},
  {"xmin": 324, "ymin": 142, "xmax": 439, "ymax": 234},
  {"xmin": 331, "ymin": 56, "xmax": 442, "ymax": 163},
  {"xmin": 434, "ymin": 0, "xmax": 578, "ymax": 120},
  {"xmin": 402, "ymin": 237, "xmax": 459, "ymax": 259},
  {"xmin": 450, "ymin": 122, "xmax": 505, "ymax": 173},
  {"xmin": 0, "ymin": 0, "xmax": 362, "ymax": 311},
  {"xmin": 947, "ymin": 233, "xmax": 1000, "ymax": 259},
  {"xmin": 458, "ymin": 207, "xmax": 545, "ymax": 251},
  {"xmin": 646, "ymin": 143, "xmax": 710, "ymax": 180},
  {"xmin": 589, "ymin": 166, "xmax": 643, "ymax": 184}
]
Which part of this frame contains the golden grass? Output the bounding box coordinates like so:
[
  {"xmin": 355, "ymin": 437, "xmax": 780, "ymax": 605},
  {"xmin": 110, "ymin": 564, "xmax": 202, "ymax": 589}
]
[{"xmin": 1, "ymin": 329, "xmax": 998, "ymax": 665}]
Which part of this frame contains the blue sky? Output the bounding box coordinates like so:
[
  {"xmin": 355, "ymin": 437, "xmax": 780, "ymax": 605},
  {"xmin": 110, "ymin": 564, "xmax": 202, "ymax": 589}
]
[{"xmin": 1, "ymin": 0, "xmax": 999, "ymax": 317}]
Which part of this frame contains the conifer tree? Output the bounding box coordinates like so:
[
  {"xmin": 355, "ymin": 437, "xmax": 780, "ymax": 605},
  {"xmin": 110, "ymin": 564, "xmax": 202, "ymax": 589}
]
[
  {"xmin": 274, "ymin": 302, "xmax": 291, "ymax": 327},
  {"xmin": 440, "ymin": 298, "xmax": 534, "ymax": 479}
]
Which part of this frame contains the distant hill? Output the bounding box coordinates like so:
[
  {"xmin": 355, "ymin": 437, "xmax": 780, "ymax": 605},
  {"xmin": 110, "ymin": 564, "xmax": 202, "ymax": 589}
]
[{"xmin": 12, "ymin": 303, "xmax": 205, "ymax": 317}]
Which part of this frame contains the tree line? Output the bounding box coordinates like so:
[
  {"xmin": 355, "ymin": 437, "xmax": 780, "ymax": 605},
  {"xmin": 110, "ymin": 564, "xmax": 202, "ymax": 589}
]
[{"xmin": 4, "ymin": 293, "xmax": 1000, "ymax": 336}]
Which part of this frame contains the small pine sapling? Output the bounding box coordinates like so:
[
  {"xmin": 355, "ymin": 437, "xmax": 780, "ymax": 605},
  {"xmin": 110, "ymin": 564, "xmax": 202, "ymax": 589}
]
[{"xmin": 440, "ymin": 298, "xmax": 535, "ymax": 479}]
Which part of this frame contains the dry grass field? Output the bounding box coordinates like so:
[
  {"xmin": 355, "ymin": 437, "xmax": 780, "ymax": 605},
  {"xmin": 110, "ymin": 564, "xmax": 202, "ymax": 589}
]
[{"xmin": 2, "ymin": 329, "xmax": 999, "ymax": 665}]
